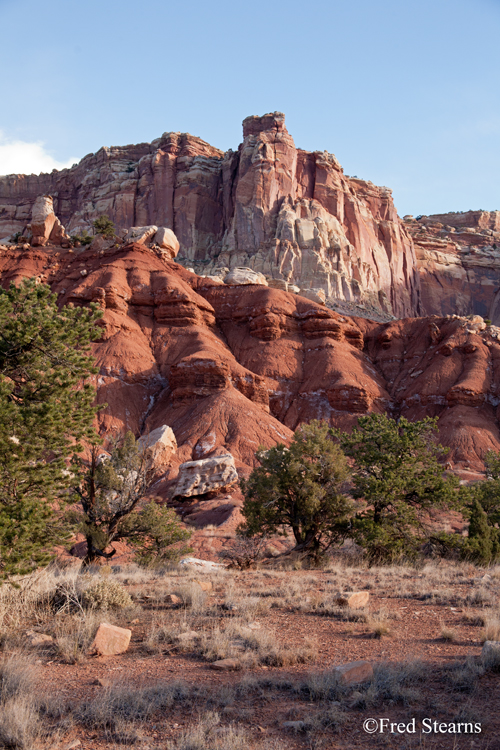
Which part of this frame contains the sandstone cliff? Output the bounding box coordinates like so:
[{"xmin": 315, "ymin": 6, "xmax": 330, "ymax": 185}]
[
  {"xmin": 0, "ymin": 239, "xmax": 499, "ymax": 474},
  {"xmin": 0, "ymin": 113, "xmax": 421, "ymax": 320},
  {"xmin": 404, "ymin": 211, "xmax": 500, "ymax": 322}
]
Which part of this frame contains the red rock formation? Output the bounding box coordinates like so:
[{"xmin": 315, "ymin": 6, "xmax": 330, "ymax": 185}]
[
  {"xmin": 0, "ymin": 113, "xmax": 420, "ymax": 319},
  {"xmin": 405, "ymin": 213, "xmax": 500, "ymax": 322},
  {"xmin": 1, "ymin": 241, "xmax": 499, "ymax": 474}
]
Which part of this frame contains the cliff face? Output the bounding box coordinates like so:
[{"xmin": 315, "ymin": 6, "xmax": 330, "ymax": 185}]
[
  {"xmin": 0, "ymin": 240, "xmax": 499, "ymax": 472},
  {"xmin": 405, "ymin": 212, "xmax": 500, "ymax": 321},
  {"xmin": 0, "ymin": 113, "xmax": 420, "ymax": 319}
]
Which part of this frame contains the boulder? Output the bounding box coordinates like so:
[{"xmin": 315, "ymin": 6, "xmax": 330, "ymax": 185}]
[
  {"xmin": 299, "ymin": 288, "xmax": 326, "ymax": 305},
  {"xmin": 166, "ymin": 593, "xmax": 182, "ymax": 605},
  {"xmin": 210, "ymin": 658, "xmax": 241, "ymax": 671},
  {"xmin": 124, "ymin": 225, "xmax": 158, "ymax": 245},
  {"xmin": 482, "ymin": 640, "xmax": 500, "ymax": 660},
  {"xmin": 282, "ymin": 721, "xmax": 306, "ymax": 731},
  {"xmin": 335, "ymin": 591, "xmax": 370, "ymax": 609},
  {"xmin": 334, "ymin": 660, "xmax": 373, "ymax": 685},
  {"xmin": 26, "ymin": 630, "xmax": 53, "ymax": 646},
  {"xmin": 90, "ymin": 623, "xmax": 131, "ymax": 656},
  {"xmin": 138, "ymin": 424, "xmax": 177, "ymax": 472},
  {"xmin": 224, "ymin": 267, "xmax": 268, "ymax": 286},
  {"xmin": 154, "ymin": 227, "xmax": 179, "ymax": 258},
  {"xmin": 195, "ymin": 580, "xmax": 213, "ymax": 592},
  {"xmin": 31, "ymin": 196, "xmax": 57, "ymax": 246},
  {"xmin": 173, "ymin": 454, "xmax": 238, "ymax": 498},
  {"xmin": 179, "ymin": 557, "xmax": 225, "ymax": 571}
]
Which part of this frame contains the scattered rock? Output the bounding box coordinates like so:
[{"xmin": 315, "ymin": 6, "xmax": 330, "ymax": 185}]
[
  {"xmin": 90, "ymin": 623, "xmax": 132, "ymax": 656},
  {"xmin": 179, "ymin": 557, "xmax": 225, "ymax": 571},
  {"xmin": 224, "ymin": 267, "xmax": 268, "ymax": 286},
  {"xmin": 210, "ymin": 658, "xmax": 241, "ymax": 671},
  {"xmin": 26, "ymin": 631, "xmax": 53, "ymax": 647},
  {"xmin": 173, "ymin": 454, "xmax": 238, "ymax": 498},
  {"xmin": 93, "ymin": 677, "xmax": 113, "ymax": 688},
  {"xmin": 195, "ymin": 580, "xmax": 213, "ymax": 592},
  {"xmin": 482, "ymin": 640, "xmax": 500, "ymax": 659},
  {"xmin": 282, "ymin": 721, "xmax": 306, "ymax": 731},
  {"xmin": 175, "ymin": 631, "xmax": 199, "ymax": 643},
  {"xmin": 64, "ymin": 741, "xmax": 82, "ymax": 750},
  {"xmin": 124, "ymin": 225, "xmax": 158, "ymax": 245},
  {"xmin": 335, "ymin": 591, "xmax": 370, "ymax": 609},
  {"xmin": 154, "ymin": 227, "xmax": 179, "ymax": 258},
  {"xmin": 299, "ymin": 288, "xmax": 326, "ymax": 305},
  {"xmin": 138, "ymin": 424, "xmax": 177, "ymax": 473},
  {"xmin": 334, "ymin": 660, "xmax": 373, "ymax": 685},
  {"xmin": 166, "ymin": 593, "xmax": 183, "ymax": 605}
]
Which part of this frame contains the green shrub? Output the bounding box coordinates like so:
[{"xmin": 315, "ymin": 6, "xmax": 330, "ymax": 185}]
[
  {"xmin": 81, "ymin": 578, "xmax": 132, "ymax": 610},
  {"xmin": 93, "ymin": 215, "xmax": 115, "ymax": 238},
  {"xmin": 70, "ymin": 230, "xmax": 92, "ymax": 246}
]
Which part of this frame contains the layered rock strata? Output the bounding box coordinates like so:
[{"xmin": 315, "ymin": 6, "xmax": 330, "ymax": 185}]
[
  {"xmin": 0, "ymin": 113, "xmax": 420, "ymax": 319},
  {"xmin": 405, "ymin": 212, "xmax": 500, "ymax": 322},
  {"xmin": 0, "ymin": 240, "xmax": 499, "ymax": 472}
]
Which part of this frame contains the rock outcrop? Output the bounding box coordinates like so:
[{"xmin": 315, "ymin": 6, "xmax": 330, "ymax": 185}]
[
  {"xmin": 2, "ymin": 239, "xmax": 500, "ymax": 475},
  {"xmin": 406, "ymin": 212, "xmax": 500, "ymax": 322},
  {"xmin": 0, "ymin": 113, "xmax": 420, "ymax": 319},
  {"xmin": 173, "ymin": 454, "xmax": 239, "ymax": 498}
]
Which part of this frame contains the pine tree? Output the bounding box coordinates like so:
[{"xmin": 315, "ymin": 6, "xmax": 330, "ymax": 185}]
[
  {"xmin": 240, "ymin": 420, "xmax": 352, "ymax": 561},
  {"xmin": 464, "ymin": 498, "xmax": 500, "ymax": 564},
  {"xmin": 0, "ymin": 279, "xmax": 102, "ymax": 579},
  {"xmin": 339, "ymin": 413, "xmax": 458, "ymax": 561}
]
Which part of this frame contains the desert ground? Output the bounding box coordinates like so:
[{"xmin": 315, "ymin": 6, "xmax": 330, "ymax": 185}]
[{"xmin": 1, "ymin": 555, "xmax": 500, "ymax": 750}]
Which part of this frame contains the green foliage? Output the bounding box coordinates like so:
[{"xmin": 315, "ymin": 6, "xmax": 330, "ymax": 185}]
[
  {"xmin": 92, "ymin": 215, "xmax": 115, "ymax": 238},
  {"xmin": 0, "ymin": 279, "xmax": 102, "ymax": 579},
  {"xmin": 81, "ymin": 578, "xmax": 132, "ymax": 610},
  {"xmin": 126, "ymin": 501, "xmax": 192, "ymax": 566},
  {"xmin": 463, "ymin": 498, "xmax": 500, "ymax": 564},
  {"xmin": 338, "ymin": 413, "xmax": 458, "ymax": 562},
  {"xmin": 240, "ymin": 420, "xmax": 352, "ymax": 559},
  {"xmin": 72, "ymin": 432, "xmax": 190, "ymax": 566},
  {"xmin": 70, "ymin": 230, "xmax": 92, "ymax": 246}
]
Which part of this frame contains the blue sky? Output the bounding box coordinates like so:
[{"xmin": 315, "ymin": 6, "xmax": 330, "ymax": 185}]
[{"xmin": 0, "ymin": 0, "xmax": 499, "ymax": 216}]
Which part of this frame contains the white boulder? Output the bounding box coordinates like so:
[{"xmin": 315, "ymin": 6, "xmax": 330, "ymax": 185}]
[
  {"xmin": 138, "ymin": 425, "xmax": 177, "ymax": 472},
  {"xmin": 124, "ymin": 225, "xmax": 158, "ymax": 245},
  {"xmin": 173, "ymin": 454, "xmax": 238, "ymax": 498},
  {"xmin": 224, "ymin": 267, "xmax": 268, "ymax": 286},
  {"xmin": 299, "ymin": 288, "xmax": 326, "ymax": 305},
  {"xmin": 154, "ymin": 227, "xmax": 180, "ymax": 258}
]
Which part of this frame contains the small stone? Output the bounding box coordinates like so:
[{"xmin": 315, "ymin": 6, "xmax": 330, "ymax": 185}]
[
  {"xmin": 246, "ymin": 621, "xmax": 261, "ymax": 630},
  {"xmin": 334, "ymin": 660, "xmax": 373, "ymax": 685},
  {"xmin": 175, "ymin": 630, "xmax": 199, "ymax": 641},
  {"xmin": 282, "ymin": 721, "xmax": 306, "ymax": 731},
  {"xmin": 482, "ymin": 640, "xmax": 500, "ymax": 658},
  {"xmin": 335, "ymin": 591, "xmax": 370, "ymax": 609},
  {"xmin": 94, "ymin": 677, "xmax": 112, "ymax": 688},
  {"xmin": 210, "ymin": 658, "xmax": 241, "ymax": 671},
  {"xmin": 65, "ymin": 741, "xmax": 82, "ymax": 750},
  {"xmin": 90, "ymin": 623, "xmax": 131, "ymax": 656},
  {"xmin": 166, "ymin": 594, "xmax": 182, "ymax": 605},
  {"xmin": 26, "ymin": 631, "xmax": 53, "ymax": 646},
  {"xmin": 196, "ymin": 580, "xmax": 213, "ymax": 592}
]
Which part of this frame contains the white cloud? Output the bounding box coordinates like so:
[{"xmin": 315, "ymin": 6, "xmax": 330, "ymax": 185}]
[{"xmin": 0, "ymin": 131, "xmax": 80, "ymax": 176}]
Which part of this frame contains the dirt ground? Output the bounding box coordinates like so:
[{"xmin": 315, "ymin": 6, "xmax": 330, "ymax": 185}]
[{"xmin": 2, "ymin": 559, "xmax": 500, "ymax": 750}]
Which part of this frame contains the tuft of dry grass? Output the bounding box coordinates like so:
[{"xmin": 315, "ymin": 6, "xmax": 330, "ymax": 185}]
[{"xmin": 438, "ymin": 625, "xmax": 457, "ymax": 642}]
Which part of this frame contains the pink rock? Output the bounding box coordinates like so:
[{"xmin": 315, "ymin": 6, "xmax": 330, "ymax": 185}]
[
  {"xmin": 91, "ymin": 623, "xmax": 131, "ymax": 656},
  {"xmin": 334, "ymin": 660, "xmax": 373, "ymax": 685},
  {"xmin": 335, "ymin": 591, "xmax": 370, "ymax": 609}
]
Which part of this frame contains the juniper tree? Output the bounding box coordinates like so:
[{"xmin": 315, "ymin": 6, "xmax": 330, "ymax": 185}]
[
  {"xmin": 0, "ymin": 279, "xmax": 102, "ymax": 578},
  {"xmin": 240, "ymin": 420, "xmax": 352, "ymax": 561},
  {"xmin": 71, "ymin": 432, "xmax": 191, "ymax": 566},
  {"xmin": 339, "ymin": 413, "xmax": 458, "ymax": 561}
]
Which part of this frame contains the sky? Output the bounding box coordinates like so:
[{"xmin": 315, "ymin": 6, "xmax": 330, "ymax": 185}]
[{"xmin": 0, "ymin": 0, "xmax": 499, "ymax": 217}]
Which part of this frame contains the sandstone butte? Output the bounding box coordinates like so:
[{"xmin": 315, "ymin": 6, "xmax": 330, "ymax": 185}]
[{"xmin": 1, "ymin": 112, "xmax": 500, "ymax": 554}]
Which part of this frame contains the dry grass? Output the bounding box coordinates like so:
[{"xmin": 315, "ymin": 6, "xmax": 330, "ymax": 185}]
[{"xmin": 438, "ymin": 625, "xmax": 457, "ymax": 642}]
